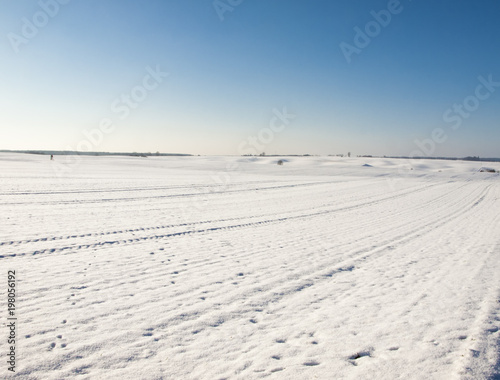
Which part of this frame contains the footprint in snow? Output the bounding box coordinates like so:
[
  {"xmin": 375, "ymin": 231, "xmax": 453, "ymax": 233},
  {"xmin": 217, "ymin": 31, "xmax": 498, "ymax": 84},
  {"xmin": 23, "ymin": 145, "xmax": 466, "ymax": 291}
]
[
  {"xmin": 349, "ymin": 350, "xmax": 373, "ymax": 365},
  {"xmin": 270, "ymin": 367, "xmax": 284, "ymax": 373},
  {"xmin": 350, "ymin": 352, "xmax": 369, "ymax": 360},
  {"xmin": 303, "ymin": 361, "xmax": 320, "ymax": 367}
]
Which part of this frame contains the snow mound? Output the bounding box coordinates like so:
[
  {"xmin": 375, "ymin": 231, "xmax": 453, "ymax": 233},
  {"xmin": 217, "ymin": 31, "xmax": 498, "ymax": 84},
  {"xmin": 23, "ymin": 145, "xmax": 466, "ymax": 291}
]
[{"xmin": 479, "ymin": 167, "xmax": 496, "ymax": 173}]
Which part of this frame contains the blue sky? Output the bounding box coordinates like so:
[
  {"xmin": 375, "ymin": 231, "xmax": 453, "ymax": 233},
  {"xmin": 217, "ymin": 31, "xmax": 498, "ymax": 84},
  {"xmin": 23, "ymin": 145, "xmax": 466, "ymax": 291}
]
[{"xmin": 1, "ymin": 0, "xmax": 499, "ymax": 156}]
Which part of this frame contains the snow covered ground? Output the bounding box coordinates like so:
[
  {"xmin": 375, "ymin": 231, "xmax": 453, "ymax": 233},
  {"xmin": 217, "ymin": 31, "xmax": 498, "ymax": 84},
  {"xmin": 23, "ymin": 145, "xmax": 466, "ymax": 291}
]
[{"xmin": 1, "ymin": 153, "xmax": 499, "ymax": 379}]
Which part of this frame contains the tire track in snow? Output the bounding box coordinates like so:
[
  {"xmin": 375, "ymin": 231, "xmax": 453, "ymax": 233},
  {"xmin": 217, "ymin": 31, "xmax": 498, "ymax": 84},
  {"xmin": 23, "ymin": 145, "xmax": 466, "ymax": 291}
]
[
  {"xmin": 9, "ymin": 174, "xmax": 498, "ymax": 379},
  {"xmin": 190, "ymin": 181, "xmax": 499, "ymax": 377},
  {"xmin": 5, "ymin": 179, "xmax": 482, "ymax": 320},
  {"xmin": 1, "ymin": 180, "xmax": 448, "ymax": 257},
  {"xmin": 7, "ymin": 176, "xmax": 476, "ymax": 251},
  {"xmin": 0, "ymin": 177, "xmax": 383, "ymax": 246},
  {"xmin": 144, "ymin": 182, "xmax": 495, "ymax": 338},
  {"xmin": 0, "ymin": 180, "xmax": 291, "ymax": 196},
  {"xmin": 267, "ymin": 182, "xmax": 498, "ymax": 378},
  {"xmin": 26, "ymin": 181, "xmax": 492, "ymax": 346},
  {"xmin": 0, "ymin": 180, "xmax": 350, "ymax": 206},
  {"xmin": 11, "ymin": 178, "xmax": 462, "ymax": 319}
]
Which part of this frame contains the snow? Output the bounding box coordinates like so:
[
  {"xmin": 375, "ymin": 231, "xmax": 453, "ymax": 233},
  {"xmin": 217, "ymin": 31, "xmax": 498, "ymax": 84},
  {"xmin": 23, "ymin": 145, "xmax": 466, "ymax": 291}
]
[
  {"xmin": 479, "ymin": 167, "xmax": 496, "ymax": 173},
  {"xmin": 1, "ymin": 153, "xmax": 499, "ymax": 379}
]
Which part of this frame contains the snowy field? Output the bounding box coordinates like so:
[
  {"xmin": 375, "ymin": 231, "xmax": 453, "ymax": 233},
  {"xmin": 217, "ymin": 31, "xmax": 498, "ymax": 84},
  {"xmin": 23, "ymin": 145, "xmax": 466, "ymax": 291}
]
[{"xmin": 1, "ymin": 153, "xmax": 499, "ymax": 380}]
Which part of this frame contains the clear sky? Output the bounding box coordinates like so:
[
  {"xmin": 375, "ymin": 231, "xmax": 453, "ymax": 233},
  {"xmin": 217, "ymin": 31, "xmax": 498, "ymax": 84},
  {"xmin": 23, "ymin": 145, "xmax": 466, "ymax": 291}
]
[{"xmin": 1, "ymin": 0, "xmax": 499, "ymax": 157}]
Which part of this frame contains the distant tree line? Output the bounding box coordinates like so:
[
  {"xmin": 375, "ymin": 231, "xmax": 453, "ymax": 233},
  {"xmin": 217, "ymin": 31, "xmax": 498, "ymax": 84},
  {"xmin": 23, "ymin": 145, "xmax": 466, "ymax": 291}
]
[{"xmin": 0, "ymin": 150, "xmax": 192, "ymax": 157}]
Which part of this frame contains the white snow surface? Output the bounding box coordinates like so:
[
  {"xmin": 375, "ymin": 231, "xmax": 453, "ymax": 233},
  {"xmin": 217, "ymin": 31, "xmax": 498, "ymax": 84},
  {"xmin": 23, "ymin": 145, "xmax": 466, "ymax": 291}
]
[{"xmin": 1, "ymin": 153, "xmax": 499, "ymax": 380}]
